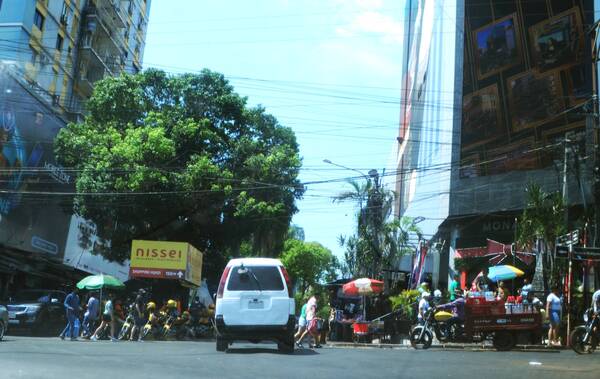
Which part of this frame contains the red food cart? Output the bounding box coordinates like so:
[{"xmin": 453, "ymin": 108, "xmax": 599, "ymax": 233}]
[{"xmin": 464, "ymin": 296, "xmax": 543, "ymax": 351}]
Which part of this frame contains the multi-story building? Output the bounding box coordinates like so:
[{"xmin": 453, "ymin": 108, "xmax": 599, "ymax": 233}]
[
  {"xmin": 0, "ymin": 0, "xmax": 150, "ymax": 117},
  {"xmin": 396, "ymin": 0, "xmax": 597, "ymax": 289},
  {"xmin": 0, "ymin": 0, "xmax": 150, "ymax": 296}
]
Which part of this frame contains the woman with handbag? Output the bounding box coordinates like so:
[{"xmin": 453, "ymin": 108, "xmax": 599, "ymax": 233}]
[{"xmin": 296, "ymin": 295, "xmax": 322, "ymax": 348}]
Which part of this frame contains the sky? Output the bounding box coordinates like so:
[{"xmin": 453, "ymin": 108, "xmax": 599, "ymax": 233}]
[{"xmin": 142, "ymin": 0, "xmax": 406, "ymax": 260}]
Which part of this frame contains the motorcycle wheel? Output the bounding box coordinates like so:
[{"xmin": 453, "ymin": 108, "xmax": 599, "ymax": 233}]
[
  {"xmin": 118, "ymin": 325, "xmax": 130, "ymax": 340},
  {"xmin": 140, "ymin": 327, "xmax": 150, "ymax": 340},
  {"xmin": 410, "ymin": 327, "xmax": 433, "ymax": 349},
  {"xmin": 570, "ymin": 327, "xmax": 595, "ymax": 355}
]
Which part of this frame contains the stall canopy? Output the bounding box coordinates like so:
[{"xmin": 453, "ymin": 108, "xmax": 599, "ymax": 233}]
[{"xmin": 129, "ymin": 240, "xmax": 203, "ymax": 287}]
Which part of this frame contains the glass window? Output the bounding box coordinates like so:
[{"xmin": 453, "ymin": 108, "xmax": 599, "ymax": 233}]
[
  {"xmin": 56, "ymin": 34, "xmax": 64, "ymax": 51},
  {"xmin": 33, "ymin": 9, "xmax": 45, "ymax": 30},
  {"xmin": 227, "ymin": 266, "xmax": 284, "ymax": 291}
]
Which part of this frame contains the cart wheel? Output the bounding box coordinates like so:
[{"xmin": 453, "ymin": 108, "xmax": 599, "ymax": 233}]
[{"xmin": 493, "ymin": 331, "xmax": 515, "ymax": 351}]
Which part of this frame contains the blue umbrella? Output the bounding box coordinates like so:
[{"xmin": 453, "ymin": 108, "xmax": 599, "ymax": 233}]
[{"xmin": 488, "ymin": 265, "xmax": 524, "ymax": 282}]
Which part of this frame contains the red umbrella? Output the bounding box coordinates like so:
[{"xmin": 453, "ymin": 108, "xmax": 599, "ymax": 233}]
[{"xmin": 342, "ymin": 278, "xmax": 384, "ymax": 297}]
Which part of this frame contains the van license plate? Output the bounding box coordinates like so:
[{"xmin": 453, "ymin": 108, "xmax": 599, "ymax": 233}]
[
  {"xmin": 8, "ymin": 311, "xmax": 15, "ymax": 319},
  {"xmin": 248, "ymin": 300, "xmax": 264, "ymax": 309}
]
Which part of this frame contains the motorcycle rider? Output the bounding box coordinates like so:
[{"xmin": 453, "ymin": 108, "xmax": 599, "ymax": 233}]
[
  {"xmin": 435, "ymin": 289, "xmax": 465, "ymax": 338},
  {"xmin": 418, "ymin": 292, "xmax": 432, "ymax": 325}
]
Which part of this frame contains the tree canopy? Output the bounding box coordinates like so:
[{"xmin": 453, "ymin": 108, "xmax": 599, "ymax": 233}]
[
  {"xmin": 280, "ymin": 239, "xmax": 337, "ymax": 297},
  {"xmin": 55, "ymin": 69, "xmax": 303, "ymax": 277}
]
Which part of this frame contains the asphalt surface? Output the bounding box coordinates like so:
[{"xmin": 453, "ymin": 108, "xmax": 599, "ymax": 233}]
[{"xmin": 1, "ymin": 336, "xmax": 599, "ymax": 379}]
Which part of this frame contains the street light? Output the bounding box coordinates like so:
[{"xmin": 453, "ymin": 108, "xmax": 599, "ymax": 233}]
[{"xmin": 322, "ymin": 159, "xmax": 376, "ymax": 180}]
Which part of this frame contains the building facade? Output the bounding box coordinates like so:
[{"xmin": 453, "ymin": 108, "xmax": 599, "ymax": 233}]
[
  {"xmin": 396, "ymin": 0, "xmax": 598, "ymax": 289},
  {"xmin": 0, "ymin": 0, "xmax": 150, "ymax": 297},
  {"xmin": 0, "ymin": 0, "xmax": 150, "ymax": 117}
]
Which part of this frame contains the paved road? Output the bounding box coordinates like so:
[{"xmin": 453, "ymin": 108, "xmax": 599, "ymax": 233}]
[{"xmin": 1, "ymin": 336, "xmax": 599, "ymax": 379}]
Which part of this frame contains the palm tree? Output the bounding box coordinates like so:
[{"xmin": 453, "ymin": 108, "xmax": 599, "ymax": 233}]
[
  {"xmin": 517, "ymin": 182, "xmax": 566, "ymax": 288},
  {"xmin": 334, "ymin": 178, "xmax": 422, "ymax": 278}
]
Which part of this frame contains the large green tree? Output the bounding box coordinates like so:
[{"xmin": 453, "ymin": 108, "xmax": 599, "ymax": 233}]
[
  {"xmin": 55, "ymin": 69, "xmax": 303, "ymax": 277},
  {"xmin": 280, "ymin": 239, "xmax": 337, "ymax": 297}
]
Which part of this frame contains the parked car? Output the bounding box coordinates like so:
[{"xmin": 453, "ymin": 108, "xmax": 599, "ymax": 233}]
[
  {"xmin": 0, "ymin": 304, "xmax": 8, "ymax": 340},
  {"xmin": 214, "ymin": 258, "xmax": 295, "ymax": 353},
  {"xmin": 7, "ymin": 289, "xmax": 67, "ymax": 335}
]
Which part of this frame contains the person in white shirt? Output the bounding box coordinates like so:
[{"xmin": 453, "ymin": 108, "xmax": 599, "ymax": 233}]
[
  {"xmin": 546, "ymin": 286, "xmax": 562, "ymax": 347},
  {"xmin": 418, "ymin": 292, "xmax": 431, "ymax": 325}
]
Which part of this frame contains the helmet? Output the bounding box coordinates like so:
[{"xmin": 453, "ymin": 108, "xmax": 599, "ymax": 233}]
[
  {"xmin": 167, "ymin": 299, "xmax": 178, "ymax": 308},
  {"xmin": 434, "ymin": 290, "xmax": 442, "ymax": 298},
  {"xmin": 181, "ymin": 311, "xmax": 190, "ymax": 319},
  {"xmin": 147, "ymin": 301, "xmax": 156, "ymax": 310}
]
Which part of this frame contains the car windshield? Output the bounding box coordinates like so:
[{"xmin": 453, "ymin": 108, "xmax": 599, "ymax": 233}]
[
  {"xmin": 13, "ymin": 290, "xmax": 52, "ymax": 303},
  {"xmin": 227, "ymin": 266, "xmax": 284, "ymax": 291}
]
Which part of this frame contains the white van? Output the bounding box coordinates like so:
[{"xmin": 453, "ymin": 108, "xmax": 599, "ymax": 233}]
[{"xmin": 214, "ymin": 258, "xmax": 295, "ymax": 353}]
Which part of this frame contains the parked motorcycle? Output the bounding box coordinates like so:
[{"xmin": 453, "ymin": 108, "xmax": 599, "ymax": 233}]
[
  {"xmin": 187, "ymin": 302, "xmax": 215, "ymax": 339},
  {"xmin": 118, "ymin": 308, "xmax": 135, "ymax": 340},
  {"xmin": 161, "ymin": 311, "xmax": 189, "ymax": 340},
  {"xmin": 410, "ymin": 307, "xmax": 464, "ymax": 349},
  {"xmin": 570, "ymin": 308, "xmax": 599, "ymax": 354}
]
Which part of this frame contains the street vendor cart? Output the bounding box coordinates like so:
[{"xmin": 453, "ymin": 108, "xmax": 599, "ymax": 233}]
[{"xmin": 464, "ymin": 294, "xmax": 543, "ymax": 351}]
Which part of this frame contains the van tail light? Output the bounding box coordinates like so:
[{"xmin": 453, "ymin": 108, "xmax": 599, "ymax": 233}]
[
  {"xmin": 280, "ymin": 266, "xmax": 293, "ymax": 298},
  {"xmin": 217, "ymin": 266, "xmax": 231, "ymax": 299}
]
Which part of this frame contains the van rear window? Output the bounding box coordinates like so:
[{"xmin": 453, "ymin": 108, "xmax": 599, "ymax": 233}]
[{"xmin": 227, "ymin": 266, "xmax": 284, "ymax": 291}]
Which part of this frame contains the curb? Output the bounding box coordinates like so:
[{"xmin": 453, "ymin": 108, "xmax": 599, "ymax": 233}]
[{"xmin": 324, "ymin": 342, "xmax": 563, "ymax": 353}]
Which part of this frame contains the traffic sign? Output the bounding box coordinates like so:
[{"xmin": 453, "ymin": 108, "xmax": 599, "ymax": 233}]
[
  {"xmin": 557, "ymin": 230, "xmax": 579, "ymax": 246},
  {"xmin": 555, "ymin": 245, "xmax": 600, "ymax": 260}
]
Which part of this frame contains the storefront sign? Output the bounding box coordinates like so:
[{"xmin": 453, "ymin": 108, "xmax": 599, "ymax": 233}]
[{"xmin": 130, "ymin": 240, "xmax": 203, "ymax": 286}]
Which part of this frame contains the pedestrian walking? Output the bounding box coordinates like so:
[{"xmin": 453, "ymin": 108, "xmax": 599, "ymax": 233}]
[
  {"xmin": 82, "ymin": 292, "xmax": 99, "ymax": 338},
  {"xmin": 297, "ymin": 295, "xmax": 321, "ymax": 348},
  {"xmin": 91, "ymin": 292, "xmax": 117, "ymax": 342},
  {"xmin": 546, "ymin": 285, "xmax": 562, "ymax": 347},
  {"xmin": 294, "ymin": 298, "xmax": 309, "ymax": 348},
  {"xmin": 130, "ymin": 289, "xmax": 146, "ymax": 342},
  {"xmin": 59, "ymin": 286, "xmax": 80, "ymax": 341}
]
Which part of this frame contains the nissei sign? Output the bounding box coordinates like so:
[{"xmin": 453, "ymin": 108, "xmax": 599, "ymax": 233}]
[{"xmin": 130, "ymin": 240, "xmax": 203, "ymax": 286}]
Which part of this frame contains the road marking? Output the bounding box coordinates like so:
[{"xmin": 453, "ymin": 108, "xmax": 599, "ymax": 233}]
[{"xmin": 529, "ymin": 361, "xmax": 542, "ymax": 366}]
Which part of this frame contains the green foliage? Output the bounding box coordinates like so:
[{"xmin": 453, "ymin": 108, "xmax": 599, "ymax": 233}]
[
  {"xmin": 389, "ymin": 290, "xmax": 420, "ymax": 320},
  {"xmin": 54, "ymin": 69, "xmax": 303, "ymax": 275},
  {"xmin": 517, "ymin": 182, "xmax": 566, "ymax": 290},
  {"xmin": 280, "ymin": 239, "xmax": 337, "ymax": 297},
  {"xmin": 517, "ymin": 183, "xmax": 565, "ymax": 249},
  {"xmin": 335, "ymin": 176, "xmax": 422, "ymax": 278}
]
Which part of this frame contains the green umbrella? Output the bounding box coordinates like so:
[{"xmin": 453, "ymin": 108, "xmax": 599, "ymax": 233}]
[{"xmin": 77, "ymin": 274, "xmax": 125, "ymax": 290}]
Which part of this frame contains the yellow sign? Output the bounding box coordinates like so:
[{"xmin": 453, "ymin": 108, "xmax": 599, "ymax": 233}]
[
  {"xmin": 130, "ymin": 240, "xmax": 188, "ymax": 270},
  {"xmin": 130, "ymin": 240, "xmax": 204, "ymax": 286},
  {"xmin": 185, "ymin": 244, "xmax": 203, "ymax": 286}
]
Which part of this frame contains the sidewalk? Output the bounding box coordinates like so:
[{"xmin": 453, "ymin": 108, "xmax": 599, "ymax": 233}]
[{"xmin": 324, "ymin": 340, "xmax": 563, "ymax": 352}]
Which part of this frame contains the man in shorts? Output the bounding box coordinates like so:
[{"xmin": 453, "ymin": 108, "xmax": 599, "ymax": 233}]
[
  {"xmin": 546, "ymin": 286, "xmax": 562, "ymax": 346},
  {"xmin": 130, "ymin": 289, "xmax": 147, "ymax": 342}
]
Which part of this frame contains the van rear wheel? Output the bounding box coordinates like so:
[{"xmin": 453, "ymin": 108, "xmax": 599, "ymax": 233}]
[
  {"xmin": 278, "ymin": 334, "xmax": 295, "ymax": 354},
  {"xmin": 216, "ymin": 336, "xmax": 228, "ymax": 352}
]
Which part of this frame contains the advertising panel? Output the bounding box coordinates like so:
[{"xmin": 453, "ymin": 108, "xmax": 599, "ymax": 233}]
[
  {"xmin": 473, "ymin": 14, "xmax": 522, "ymax": 80},
  {"xmin": 0, "ymin": 64, "xmax": 71, "ymax": 257},
  {"xmin": 130, "ymin": 240, "xmax": 203, "ymax": 285},
  {"xmin": 185, "ymin": 244, "xmax": 203, "ymax": 287},
  {"xmin": 459, "ymin": 3, "xmax": 590, "ymax": 179},
  {"xmin": 63, "ymin": 215, "xmax": 129, "ymax": 282}
]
